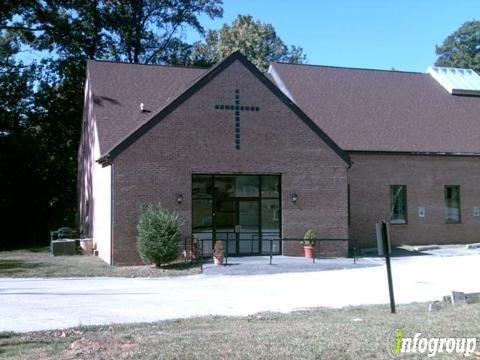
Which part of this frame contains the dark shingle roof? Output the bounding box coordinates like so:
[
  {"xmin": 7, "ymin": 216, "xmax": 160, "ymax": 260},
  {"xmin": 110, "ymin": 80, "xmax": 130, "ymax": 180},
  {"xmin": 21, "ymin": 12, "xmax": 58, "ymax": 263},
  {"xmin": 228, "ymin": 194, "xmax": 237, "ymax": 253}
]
[
  {"xmin": 270, "ymin": 62, "xmax": 480, "ymax": 154},
  {"xmin": 87, "ymin": 60, "xmax": 207, "ymax": 155},
  {"xmin": 88, "ymin": 57, "xmax": 480, "ymax": 158},
  {"xmin": 89, "ymin": 53, "xmax": 349, "ymax": 165}
]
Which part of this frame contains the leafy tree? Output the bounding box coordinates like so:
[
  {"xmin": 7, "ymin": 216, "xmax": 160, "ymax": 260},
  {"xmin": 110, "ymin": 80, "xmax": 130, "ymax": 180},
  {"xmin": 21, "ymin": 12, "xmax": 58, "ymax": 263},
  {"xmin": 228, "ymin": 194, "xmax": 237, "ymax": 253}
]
[
  {"xmin": 186, "ymin": 15, "xmax": 306, "ymax": 71},
  {"xmin": 0, "ymin": 0, "xmax": 223, "ymax": 249},
  {"xmin": 6, "ymin": 0, "xmax": 223, "ymax": 63},
  {"xmin": 435, "ymin": 20, "xmax": 480, "ymax": 73},
  {"xmin": 0, "ymin": 32, "xmax": 45, "ymax": 248},
  {"xmin": 104, "ymin": 0, "xmax": 223, "ymax": 64}
]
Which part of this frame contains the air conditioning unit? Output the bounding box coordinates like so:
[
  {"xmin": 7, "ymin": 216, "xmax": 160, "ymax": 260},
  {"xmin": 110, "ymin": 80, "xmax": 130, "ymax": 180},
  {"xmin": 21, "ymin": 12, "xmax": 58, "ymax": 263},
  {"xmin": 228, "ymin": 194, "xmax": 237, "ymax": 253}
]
[{"xmin": 51, "ymin": 239, "xmax": 77, "ymax": 256}]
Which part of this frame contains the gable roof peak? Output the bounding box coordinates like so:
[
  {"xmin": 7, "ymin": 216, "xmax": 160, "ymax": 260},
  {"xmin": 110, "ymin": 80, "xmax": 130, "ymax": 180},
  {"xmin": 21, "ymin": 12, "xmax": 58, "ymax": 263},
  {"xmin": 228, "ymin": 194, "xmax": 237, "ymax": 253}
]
[{"xmin": 95, "ymin": 50, "xmax": 350, "ymax": 165}]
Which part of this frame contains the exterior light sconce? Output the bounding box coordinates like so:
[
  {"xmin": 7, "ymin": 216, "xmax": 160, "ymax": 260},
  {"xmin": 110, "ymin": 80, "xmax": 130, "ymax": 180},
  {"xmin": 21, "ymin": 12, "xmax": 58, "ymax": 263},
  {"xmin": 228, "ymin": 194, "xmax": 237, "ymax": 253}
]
[
  {"xmin": 176, "ymin": 193, "xmax": 183, "ymax": 204},
  {"xmin": 291, "ymin": 193, "xmax": 298, "ymax": 203}
]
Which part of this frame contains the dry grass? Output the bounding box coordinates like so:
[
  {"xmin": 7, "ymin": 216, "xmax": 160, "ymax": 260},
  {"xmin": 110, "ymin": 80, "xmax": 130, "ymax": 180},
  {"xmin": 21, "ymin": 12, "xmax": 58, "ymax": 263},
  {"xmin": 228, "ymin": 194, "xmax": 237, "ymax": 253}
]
[
  {"xmin": 0, "ymin": 247, "xmax": 201, "ymax": 278},
  {"xmin": 0, "ymin": 303, "xmax": 479, "ymax": 359}
]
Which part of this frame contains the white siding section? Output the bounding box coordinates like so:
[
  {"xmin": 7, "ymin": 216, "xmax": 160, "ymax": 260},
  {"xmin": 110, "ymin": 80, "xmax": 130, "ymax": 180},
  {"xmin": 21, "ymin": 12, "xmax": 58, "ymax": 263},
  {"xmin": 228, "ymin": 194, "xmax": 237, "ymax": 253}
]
[{"xmin": 92, "ymin": 122, "xmax": 112, "ymax": 264}]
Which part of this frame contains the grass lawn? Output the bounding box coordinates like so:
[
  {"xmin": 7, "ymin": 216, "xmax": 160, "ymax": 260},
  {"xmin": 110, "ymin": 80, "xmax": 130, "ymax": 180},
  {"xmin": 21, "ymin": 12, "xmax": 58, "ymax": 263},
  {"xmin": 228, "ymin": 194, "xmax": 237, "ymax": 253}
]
[
  {"xmin": 0, "ymin": 303, "xmax": 479, "ymax": 359},
  {"xmin": 0, "ymin": 247, "xmax": 200, "ymax": 278}
]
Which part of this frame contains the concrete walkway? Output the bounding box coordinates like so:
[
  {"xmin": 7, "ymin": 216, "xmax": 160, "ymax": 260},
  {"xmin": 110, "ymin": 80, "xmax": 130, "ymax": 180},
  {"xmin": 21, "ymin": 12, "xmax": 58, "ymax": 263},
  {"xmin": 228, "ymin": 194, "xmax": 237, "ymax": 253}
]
[
  {"xmin": 1, "ymin": 253, "xmax": 479, "ymax": 332},
  {"xmin": 202, "ymin": 255, "xmax": 379, "ymax": 275}
]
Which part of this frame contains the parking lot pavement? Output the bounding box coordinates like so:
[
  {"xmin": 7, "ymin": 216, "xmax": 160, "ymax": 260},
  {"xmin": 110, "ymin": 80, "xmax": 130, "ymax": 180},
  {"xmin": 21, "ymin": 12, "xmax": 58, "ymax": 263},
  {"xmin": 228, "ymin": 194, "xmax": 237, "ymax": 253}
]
[
  {"xmin": 202, "ymin": 246, "xmax": 480, "ymax": 276},
  {"xmin": 421, "ymin": 246, "xmax": 480, "ymax": 257},
  {"xmin": 1, "ymin": 252, "xmax": 479, "ymax": 333}
]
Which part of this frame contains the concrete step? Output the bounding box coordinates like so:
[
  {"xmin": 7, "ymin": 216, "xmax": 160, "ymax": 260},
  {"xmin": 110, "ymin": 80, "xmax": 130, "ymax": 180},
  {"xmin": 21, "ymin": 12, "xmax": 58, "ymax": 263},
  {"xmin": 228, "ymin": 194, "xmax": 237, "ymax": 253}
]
[{"xmin": 413, "ymin": 245, "xmax": 440, "ymax": 251}]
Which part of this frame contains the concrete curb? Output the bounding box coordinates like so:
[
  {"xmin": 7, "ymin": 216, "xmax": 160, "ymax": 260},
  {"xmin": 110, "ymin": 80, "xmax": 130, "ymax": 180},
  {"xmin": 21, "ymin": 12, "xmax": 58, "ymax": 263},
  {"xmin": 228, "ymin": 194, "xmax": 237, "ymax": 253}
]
[
  {"xmin": 413, "ymin": 245, "xmax": 440, "ymax": 251},
  {"xmin": 466, "ymin": 243, "xmax": 480, "ymax": 249}
]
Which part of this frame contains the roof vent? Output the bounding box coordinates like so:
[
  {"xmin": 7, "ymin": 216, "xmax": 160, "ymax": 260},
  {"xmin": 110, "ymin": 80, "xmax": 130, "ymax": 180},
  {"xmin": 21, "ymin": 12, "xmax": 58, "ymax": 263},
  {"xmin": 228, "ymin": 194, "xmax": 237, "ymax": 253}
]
[
  {"xmin": 427, "ymin": 66, "xmax": 480, "ymax": 96},
  {"xmin": 140, "ymin": 102, "xmax": 145, "ymax": 112}
]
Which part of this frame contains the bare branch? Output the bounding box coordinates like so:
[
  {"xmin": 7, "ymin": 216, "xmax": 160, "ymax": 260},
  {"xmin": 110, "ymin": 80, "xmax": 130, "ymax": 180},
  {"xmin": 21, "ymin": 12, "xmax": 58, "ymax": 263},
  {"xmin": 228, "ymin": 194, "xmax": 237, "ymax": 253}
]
[{"xmin": 144, "ymin": 21, "xmax": 182, "ymax": 64}]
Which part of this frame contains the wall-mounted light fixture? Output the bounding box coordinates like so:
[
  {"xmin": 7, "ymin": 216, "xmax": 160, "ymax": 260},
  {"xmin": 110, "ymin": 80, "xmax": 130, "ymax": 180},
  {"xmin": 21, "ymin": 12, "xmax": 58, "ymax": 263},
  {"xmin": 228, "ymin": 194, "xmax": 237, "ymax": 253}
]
[
  {"xmin": 176, "ymin": 193, "xmax": 183, "ymax": 204},
  {"xmin": 290, "ymin": 193, "xmax": 298, "ymax": 203}
]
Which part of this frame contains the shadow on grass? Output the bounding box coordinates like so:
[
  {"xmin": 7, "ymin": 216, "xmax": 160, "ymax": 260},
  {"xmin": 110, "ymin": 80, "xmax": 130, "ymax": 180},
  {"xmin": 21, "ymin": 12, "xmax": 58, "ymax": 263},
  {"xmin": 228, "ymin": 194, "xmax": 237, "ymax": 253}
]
[
  {"xmin": 0, "ymin": 260, "xmax": 43, "ymax": 272},
  {"xmin": 25, "ymin": 247, "xmax": 50, "ymax": 253},
  {"xmin": 158, "ymin": 261, "xmax": 202, "ymax": 270},
  {"xmin": 0, "ymin": 339, "xmax": 54, "ymax": 347},
  {"xmin": 1, "ymin": 247, "xmax": 50, "ymax": 254},
  {"xmin": 0, "ymin": 333, "xmax": 55, "ymax": 357},
  {"xmin": 0, "ymin": 332, "xmax": 15, "ymax": 339}
]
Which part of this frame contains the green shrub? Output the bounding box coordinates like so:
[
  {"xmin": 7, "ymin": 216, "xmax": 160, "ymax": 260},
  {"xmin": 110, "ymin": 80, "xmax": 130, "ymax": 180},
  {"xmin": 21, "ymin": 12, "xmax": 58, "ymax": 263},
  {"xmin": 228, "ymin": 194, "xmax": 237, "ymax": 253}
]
[
  {"xmin": 136, "ymin": 204, "xmax": 182, "ymax": 267},
  {"xmin": 302, "ymin": 229, "xmax": 316, "ymax": 246}
]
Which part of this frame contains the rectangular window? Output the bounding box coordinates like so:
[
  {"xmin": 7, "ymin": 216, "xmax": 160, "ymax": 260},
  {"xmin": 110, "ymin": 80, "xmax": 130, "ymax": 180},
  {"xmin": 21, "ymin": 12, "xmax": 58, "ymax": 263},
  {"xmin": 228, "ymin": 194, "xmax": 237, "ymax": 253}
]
[
  {"xmin": 261, "ymin": 176, "xmax": 280, "ymax": 198},
  {"xmin": 444, "ymin": 185, "xmax": 461, "ymax": 223},
  {"xmin": 192, "ymin": 175, "xmax": 213, "ymax": 199},
  {"xmin": 390, "ymin": 185, "xmax": 407, "ymax": 224}
]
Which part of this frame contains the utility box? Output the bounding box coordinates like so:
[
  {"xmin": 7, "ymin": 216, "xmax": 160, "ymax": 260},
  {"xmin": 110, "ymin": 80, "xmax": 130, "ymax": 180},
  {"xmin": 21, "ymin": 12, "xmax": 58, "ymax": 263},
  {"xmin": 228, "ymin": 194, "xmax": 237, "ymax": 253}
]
[{"xmin": 51, "ymin": 239, "xmax": 77, "ymax": 256}]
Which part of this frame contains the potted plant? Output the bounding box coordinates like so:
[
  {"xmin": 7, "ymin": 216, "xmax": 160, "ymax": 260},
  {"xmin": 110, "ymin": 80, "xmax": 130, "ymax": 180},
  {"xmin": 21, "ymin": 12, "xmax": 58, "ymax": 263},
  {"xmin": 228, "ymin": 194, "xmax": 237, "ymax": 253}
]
[
  {"xmin": 302, "ymin": 229, "xmax": 316, "ymax": 259},
  {"xmin": 183, "ymin": 236, "xmax": 200, "ymax": 261},
  {"xmin": 191, "ymin": 236, "xmax": 200, "ymax": 260},
  {"xmin": 213, "ymin": 240, "xmax": 225, "ymax": 265}
]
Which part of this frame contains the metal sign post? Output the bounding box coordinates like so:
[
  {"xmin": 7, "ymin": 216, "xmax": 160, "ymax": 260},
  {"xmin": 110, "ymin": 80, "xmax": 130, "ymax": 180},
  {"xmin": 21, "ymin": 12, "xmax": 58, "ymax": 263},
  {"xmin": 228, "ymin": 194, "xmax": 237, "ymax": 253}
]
[{"xmin": 377, "ymin": 221, "xmax": 396, "ymax": 314}]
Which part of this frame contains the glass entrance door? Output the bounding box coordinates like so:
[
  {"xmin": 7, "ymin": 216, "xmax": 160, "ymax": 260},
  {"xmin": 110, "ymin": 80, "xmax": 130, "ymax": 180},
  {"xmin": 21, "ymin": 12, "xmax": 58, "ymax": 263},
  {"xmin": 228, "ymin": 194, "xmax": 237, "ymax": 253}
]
[
  {"xmin": 238, "ymin": 200, "xmax": 259, "ymax": 254},
  {"xmin": 192, "ymin": 174, "xmax": 281, "ymax": 256},
  {"xmin": 214, "ymin": 199, "xmax": 259, "ymax": 255},
  {"xmin": 215, "ymin": 198, "xmax": 237, "ymax": 255}
]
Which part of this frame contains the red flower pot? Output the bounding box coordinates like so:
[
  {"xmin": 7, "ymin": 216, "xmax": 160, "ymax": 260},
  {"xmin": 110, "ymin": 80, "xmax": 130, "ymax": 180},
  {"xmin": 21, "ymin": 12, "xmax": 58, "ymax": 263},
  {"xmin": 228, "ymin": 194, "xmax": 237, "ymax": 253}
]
[
  {"xmin": 303, "ymin": 245, "xmax": 314, "ymax": 259},
  {"xmin": 213, "ymin": 240, "xmax": 224, "ymax": 266},
  {"xmin": 213, "ymin": 254, "xmax": 224, "ymax": 266}
]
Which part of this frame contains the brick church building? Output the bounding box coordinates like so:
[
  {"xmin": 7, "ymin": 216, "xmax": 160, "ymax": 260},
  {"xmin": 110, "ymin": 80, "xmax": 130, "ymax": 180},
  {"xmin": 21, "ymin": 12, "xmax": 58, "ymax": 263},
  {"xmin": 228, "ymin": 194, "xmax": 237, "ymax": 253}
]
[{"xmin": 78, "ymin": 51, "xmax": 480, "ymax": 265}]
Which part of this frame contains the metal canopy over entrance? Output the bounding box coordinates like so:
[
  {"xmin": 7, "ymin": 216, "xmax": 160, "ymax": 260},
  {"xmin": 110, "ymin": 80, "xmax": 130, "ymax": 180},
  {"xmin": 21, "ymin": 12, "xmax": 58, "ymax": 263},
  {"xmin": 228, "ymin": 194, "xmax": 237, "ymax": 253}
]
[{"xmin": 192, "ymin": 174, "xmax": 281, "ymax": 256}]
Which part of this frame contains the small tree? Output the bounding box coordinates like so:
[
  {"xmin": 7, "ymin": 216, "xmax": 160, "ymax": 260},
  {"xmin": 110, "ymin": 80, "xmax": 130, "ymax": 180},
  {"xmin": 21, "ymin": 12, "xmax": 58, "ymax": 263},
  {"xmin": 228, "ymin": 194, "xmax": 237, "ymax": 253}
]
[
  {"xmin": 137, "ymin": 204, "xmax": 182, "ymax": 267},
  {"xmin": 186, "ymin": 15, "xmax": 306, "ymax": 71}
]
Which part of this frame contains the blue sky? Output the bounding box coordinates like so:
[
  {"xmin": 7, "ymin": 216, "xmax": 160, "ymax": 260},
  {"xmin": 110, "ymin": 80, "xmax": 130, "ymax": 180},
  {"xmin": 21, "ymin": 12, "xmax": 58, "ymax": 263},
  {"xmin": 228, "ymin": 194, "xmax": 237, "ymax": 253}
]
[{"xmin": 186, "ymin": 0, "xmax": 479, "ymax": 72}]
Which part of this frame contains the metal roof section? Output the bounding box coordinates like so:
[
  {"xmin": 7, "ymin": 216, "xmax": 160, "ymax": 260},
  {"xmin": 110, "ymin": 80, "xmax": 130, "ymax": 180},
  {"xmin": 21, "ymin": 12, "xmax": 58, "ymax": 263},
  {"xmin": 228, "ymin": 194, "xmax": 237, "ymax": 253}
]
[{"xmin": 427, "ymin": 66, "xmax": 480, "ymax": 96}]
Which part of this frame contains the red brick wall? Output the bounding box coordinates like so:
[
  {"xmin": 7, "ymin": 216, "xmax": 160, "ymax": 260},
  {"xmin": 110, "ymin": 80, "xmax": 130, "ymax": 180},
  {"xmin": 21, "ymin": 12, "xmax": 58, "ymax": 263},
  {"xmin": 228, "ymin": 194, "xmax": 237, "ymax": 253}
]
[
  {"xmin": 349, "ymin": 153, "xmax": 480, "ymax": 249},
  {"xmin": 111, "ymin": 60, "xmax": 349, "ymax": 265}
]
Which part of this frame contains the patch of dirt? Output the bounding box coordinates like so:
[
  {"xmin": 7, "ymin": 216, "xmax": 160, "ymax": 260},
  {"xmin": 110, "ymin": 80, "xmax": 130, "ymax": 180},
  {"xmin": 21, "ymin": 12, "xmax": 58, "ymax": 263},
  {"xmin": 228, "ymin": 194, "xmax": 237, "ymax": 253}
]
[{"xmin": 58, "ymin": 337, "xmax": 138, "ymax": 360}]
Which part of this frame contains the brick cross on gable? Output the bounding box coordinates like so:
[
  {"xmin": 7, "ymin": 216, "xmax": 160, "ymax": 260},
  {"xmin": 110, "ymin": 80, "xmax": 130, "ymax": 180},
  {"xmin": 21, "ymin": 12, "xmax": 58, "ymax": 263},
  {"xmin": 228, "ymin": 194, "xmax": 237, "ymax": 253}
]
[{"xmin": 214, "ymin": 89, "xmax": 260, "ymax": 150}]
